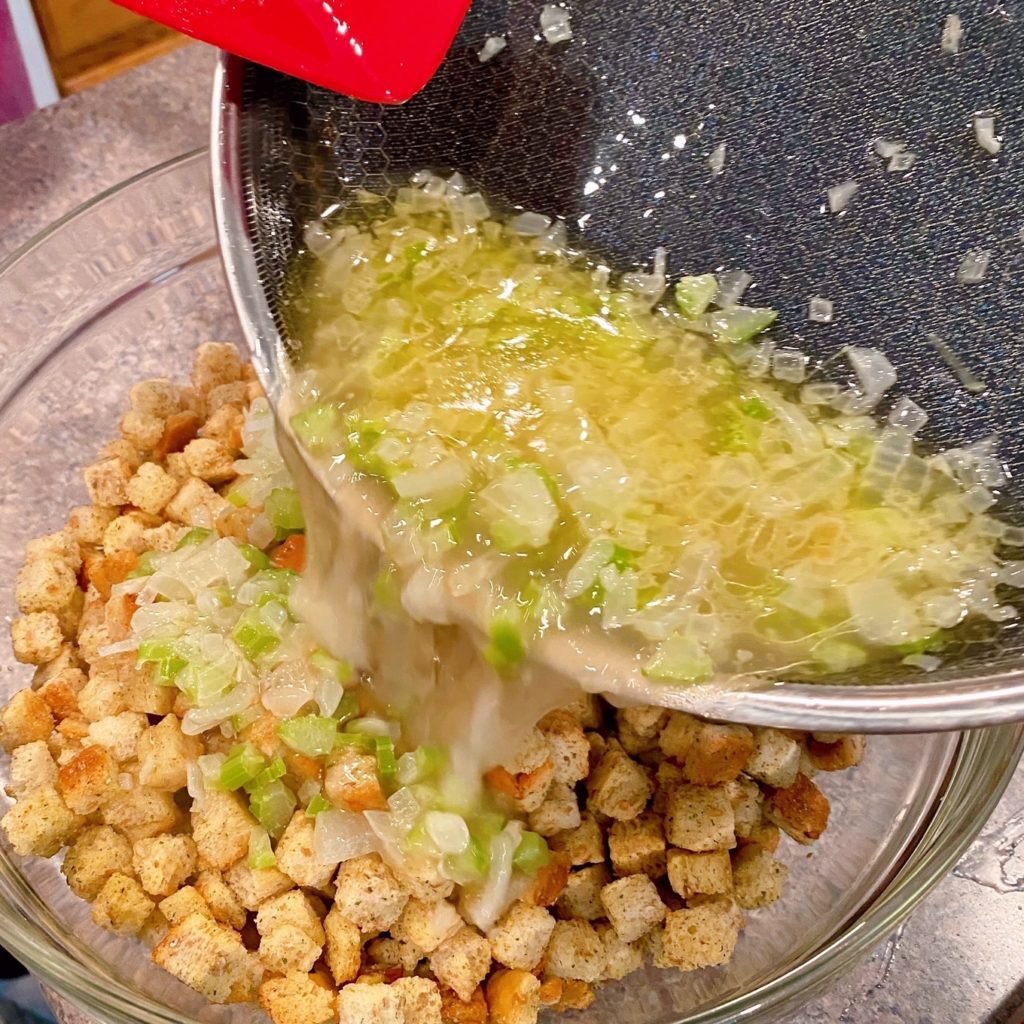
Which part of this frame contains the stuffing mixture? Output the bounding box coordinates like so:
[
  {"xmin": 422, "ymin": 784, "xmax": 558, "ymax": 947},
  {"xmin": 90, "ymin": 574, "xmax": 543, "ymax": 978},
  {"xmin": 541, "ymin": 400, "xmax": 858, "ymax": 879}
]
[{"xmin": 0, "ymin": 343, "xmax": 864, "ymax": 1024}]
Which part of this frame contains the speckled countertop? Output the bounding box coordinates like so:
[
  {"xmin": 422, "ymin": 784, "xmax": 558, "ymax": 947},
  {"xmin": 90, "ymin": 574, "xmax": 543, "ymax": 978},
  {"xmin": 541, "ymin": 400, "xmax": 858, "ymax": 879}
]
[{"xmin": 2, "ymin": 42, "xmax": 1023, "ymax": 1024}]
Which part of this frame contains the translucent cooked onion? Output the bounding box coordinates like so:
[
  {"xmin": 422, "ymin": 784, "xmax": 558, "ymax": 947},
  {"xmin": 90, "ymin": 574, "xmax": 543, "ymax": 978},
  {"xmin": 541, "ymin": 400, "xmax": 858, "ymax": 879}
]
[
  {"xmin": 478, "ymin": 36, "xmax": 507, "ymax": 62},
  {"xmin": 827, "ymin": 180, "xmax": 858, "ymax": 213},
  {"xmin": 956, "ymin": 248, "xmax": 991, "ymax": 284},
  {"xmin": 974, "ymin": 114, "xmax": 1001, "ymax": 155},
  {"xmin": 313, "ymin": 809, "xmax": 376, "ymax": 864},
  {"xmin": 941, "ymin": 13, "xmax": 963, "ymax": 53}
]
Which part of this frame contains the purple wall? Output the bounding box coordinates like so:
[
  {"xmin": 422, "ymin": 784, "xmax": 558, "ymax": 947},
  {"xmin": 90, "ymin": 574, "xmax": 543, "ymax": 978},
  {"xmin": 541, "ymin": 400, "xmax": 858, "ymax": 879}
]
[{"xmin": 0, "ymin": 1, "xmax": 39, "ymax": 125}]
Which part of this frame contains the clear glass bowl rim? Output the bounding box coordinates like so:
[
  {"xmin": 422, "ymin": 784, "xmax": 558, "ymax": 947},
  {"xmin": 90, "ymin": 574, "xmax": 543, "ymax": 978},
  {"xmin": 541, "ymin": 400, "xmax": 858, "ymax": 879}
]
[{"xmin": 0, "ymin": 149, "xmax": 1021, "ymax": 1024}]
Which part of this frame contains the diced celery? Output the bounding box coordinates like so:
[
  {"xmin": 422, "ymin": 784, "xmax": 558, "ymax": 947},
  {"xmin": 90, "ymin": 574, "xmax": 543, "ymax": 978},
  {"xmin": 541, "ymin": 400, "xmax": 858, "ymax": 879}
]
[
  {"xmin": 264, "ymin": 488, "xmax": 305, "ymax": 532},
  {"xmin": 137, "ymin": 638, "xmax": 188, "ymax": 685},
  {"xmin": 512, "ymin": 831, "xmax": 551, "ymax": 874},
  {"xmin": 415, "ymin": 745, "xmax": 447, "ymax": 781},
  {"xmin": 443, "ymin": 834, "xmax": 490, "ymax": 884},
  {"xmin": 674, "ymin": 274, "xmax": 718, "ymax": 318},
  {"xmin": 403, "ymin": 820, "xmax": 431, "ymax": 853},
  {"xmin": 311, "ymin": 649, "xmax": 354, "ymax": 685},
  {"xmin": 335, "ymin": 733, "xmax": 375, "ymax": 751},
  {"xmin": 333, "ymin": 692, "xmax": 360, "ymax": 725},
  {"xmin": 477, "ymin": 466, "xmax": 559, "ymax": 551},
  {"xmin": 245, "ymin": 757, "xmax": 287, "ymax": 794},
  {"xmin": 305, "ymin": 794, "xmax": 333, "ymax": 817},
  {"xmin": 739, "ymin": 396, "xmax": 774, "ymax": 421},
  {"xmin": 643, "ymin": 634, "xmax": 714, "ymax": 684},
  {"xmin": 218, "ymin": 744, "xmax": 266, "ymax": 791},
  {"xmin": 470, "ymin": 811, "xmax": 507, "ymax": 840},
  {"xmin": 125, "ymin": 551, "xmax": 159, "ymax": 579},
  {"xmin": 708, "ymin": 306, "xmax": 778, "ymax": 344},
  {"xmin": 291, "ymin": 403, "xmax": 341, "ymax": 454},
  {"xmin": 278, "ymin": 715, "xmax": 339, "ymax": 758},
  {"xmin": 372, "ymin": 566, "xmax": 401, "ymax": 610},
  {"xmin": 375, "ymin": 737, "xmax": 398, "ymax": 781},
  {"xmin": 484, "ymin": 619, "xmax": 526, "ymax": 673},
  {"xmin": 238, "ymin": 543, "xmax": 272, "ymax": 570},
  {"xmin": 812, "ymin": 639, "xmax": 868, "ymax": 673},
  {"xmin": 233, "ymin": 606, "xmax": 282, "ymax": 659},
  {"xmin": 227, "ymin": 490, "xmax": 248, "ymax": 508},
  {"xmin": 248, "ymin": 827, "xmax": 277, "ymax": 869},
  {"xmin": 249, "ymin": 779, "xmax": 297, "ymax": 838},
  {"xmin": 176, "ymin": 527, "xmax": 213, "ymax": 549},
  {"xmin": 344, "ymin": 419, "xmax": 389, "ymax": 476},
  {"xmin": 895, "ymin": 631, "xmax": 949, "ymax": 656},
  {"xmin": 610, "ymin": 544, "xmax": 636, "ymax": 571}
]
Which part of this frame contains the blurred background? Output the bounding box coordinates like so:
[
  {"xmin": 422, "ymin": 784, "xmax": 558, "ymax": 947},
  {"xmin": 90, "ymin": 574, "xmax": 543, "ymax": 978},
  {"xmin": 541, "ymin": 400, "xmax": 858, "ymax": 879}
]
[{"xmin": 0, "ymin": 0, "xmax": 178, "ymax": 124}]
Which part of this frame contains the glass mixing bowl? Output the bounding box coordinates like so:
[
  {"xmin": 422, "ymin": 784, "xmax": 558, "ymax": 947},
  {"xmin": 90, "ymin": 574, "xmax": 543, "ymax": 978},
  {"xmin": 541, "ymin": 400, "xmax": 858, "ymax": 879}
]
[{"xmin": 0, "ymin": 151, "xmax": 1021, "ymax": 1024}]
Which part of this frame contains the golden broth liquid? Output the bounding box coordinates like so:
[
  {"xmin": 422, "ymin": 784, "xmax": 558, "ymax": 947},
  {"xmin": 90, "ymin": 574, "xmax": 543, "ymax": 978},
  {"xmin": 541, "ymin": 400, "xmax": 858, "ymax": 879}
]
[{"xmin": 279, "ymin": 181, "xmax": 1015, "ymax": 765}]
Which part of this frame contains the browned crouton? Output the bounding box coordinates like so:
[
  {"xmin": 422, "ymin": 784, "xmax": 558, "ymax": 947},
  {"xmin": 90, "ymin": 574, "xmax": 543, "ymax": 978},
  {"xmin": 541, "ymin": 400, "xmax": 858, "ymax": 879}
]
[
  {"xmin": 521, "ymin": 851, "xmax": 570, "ymax": 908},
  {"xmin": 83, "ymin": 456, "xmax": 133, "ymax": 507},
  {"xmin": 554, "ymin": 979, "xmax": 596, "ymax": 1011},
  {"xmin": 183, "ymin": 438, "xmax": 237, "ymax": 485},
  {"xmin": 62, "ymin": 825, "xmax": 133, "ymax": 899},
  {"xmin": 67, "ymin": 505, "xmax": 118, "ymax": 547},
  {"xmin": 57, "ymin": 743, "xmax": 117, "ymax": 814},
  {"xmin": 487, "ymin": 903, "xmax": 555, "ymax": 971},
  {"xmin": 336, "ymin": 981, "xmax": 403, "ymax": 1024},
  {"xmin": 133, "ymin": 835, "xmax": 198, "ymax": 897},
  {"xmin": 324, "ymin": 906, "xmax": 363, "ymax": 986},
  {"xmin": 660, "ymin": 898, "xmax": 742, "ymax": 970},
  {"xmin": 440, "ymin": 985, "xmax": 489, "ymax": 1024},
  {"xmin": 679, "ymin": 722, "xmax": 754, "ymax": 785},
  {"xmin": 154, "ymin": 912, "xmax": 262, "ymax": 1003},
  {"xmin": 120, "ymin": 409, "xmax": 165, "ymax": 452},
  {"xmin": 261, "ymin": 972, "xmax": 339, "ymax": 1024},
  {"xmin": 487, "ymin": 969, "xmax": 541, "ymax": 1024},
  {"xmin": 764, "ymin": 773, "xmax": 830, "ymax": 844},
  {"xmin": 561, "ymin": 693, "xmax": 603, "ymax": 730},
  {"xmin": 664, "ymin": 784, "xmax": 736, "ymax": 852},
  {"xmin": 259, "ymin": 925, "xmax": 324, "ymax": 975},
  {"xmin": 658, "ymin": 711, "xmax": 699, "ymax": 761},
  {"xmin": 91, "ymin": 873, "xmax": 155, "ymax": 935},
  {"xmin": 807, "ymin": 734, "xmax": 866, "ymax": 772},
  {"xmin": 587, "ymin": 740, "xmax": 652, "ymax": 821},
  {"xmin": 596, "ymin": 923, "xmax": 644, "ymax": 981},
  {"xmin": 537, "ymin": 711, "xmax": 590, "ymax": 785},
  {"xmin": 224, "ymin": 860, "xmax": 294, "ymax": 911},
  {"xmin": 429, "ymin": 926, "xmax": 492, "ymax": 1002},
  {"xmin": 164, "ymin": 477, "xmax": 230, "ymax": 527},
  {"xmin": 745, "ymin": 728, "xmax": 802, "ymax": 788},
  {"xmin": 193, "ymin": 342, "xmax": 243, "ymax": 393},
  {"xmin": 607, "ymin": 812, "xmax": 666, "ymax": 878},
  {"xmin": 87, "ymin": 710, "xmax": 148, "ymax": 761},
  {"xmin": 0, "ymin": 689, "xmax": 54, "ymax": 751},
  {"xmin": 276, "ymin": 810, "xmax": 338, "ymax": 890},
  {"xmin": 334, "ymin": 854, "xmax": 408, "ymax": 935},
  {"xmin": 555, "ymin": 864, "xmax": 611, "ymax": 922},
  {"xmin": 1, "ymin": 784, "xmax": 83, "ymax": 856},
  {"xmin": 484, "ymin": 761, "xmax": 555, "ymax": 815},
  {"xmin": 194, "ymin": 869, "xmax": 248, "ymax": 929},
  {"xmin": 392, "ymin": 897, "xmax": 463, "ymax": 953},
  {"xmin": 528, "ymin": 782, "xmax": 581, "ymax": 837},
  {"xmin": 667, "ymin": 849, "xmax": 733, "ymax": 900},
  {"xmin": 159, "ymin": 886, "xmax": 213, "ymax": 926},
  {"xmin": 130, "ymin": 378, "xmax": 182, "ymax": 418},
  {"xmin": 191, "ymin": 791, "xmax": 254, "ymax": 870},
  {"xmin": 599, "ymin": 874, "xmax": 665, "ymax": 943},
  {"xmin": 100, "ymin": 786, "xmax": 181, "ymax": 843},
  {"xmin": 137, "ymin": 715, "xmax": 201, "ymax": 791},
  {"xmin": 6, "ymin": 740, "xmax": 58, "ymax": 799},
  {"xmin": 15, "ymin": 557, "xmax": 79, "ymax": 615},
  {"xmin": 543, "ymin": 919, "xmax": 606, "ymax": 982},
  {"xmin": 11, "ymin": 612, "xmax": 64, "ymax": 665},
  {"xmin": 365, "ymin": 934, "xmax": 424, "ymax": 974},
  {"xmin": 732, "ymin": 845, "xmax": 789, "ymax": 908},
  {"xmin": 126, "ymin": 462, "xmax": 180, "ymax": 515},
  {"xmin": 725, "ymin": 775, "xmax": 764, "ymax": 840},
  {"xmin": 549, "ymin": 813, "xmax": 604, "ymax": 866}
]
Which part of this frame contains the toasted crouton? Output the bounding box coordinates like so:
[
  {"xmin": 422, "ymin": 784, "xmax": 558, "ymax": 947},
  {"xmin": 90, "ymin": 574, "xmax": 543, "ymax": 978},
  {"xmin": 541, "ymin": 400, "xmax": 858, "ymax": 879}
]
[
  {"xmin": 336, "ymin": 981, "xmax": 403, "ymax": 1024},
  {"xmin": 392, "ymin": 897, "xmax": 463, "ymax": 953},
  {"xmin": 596, "ymin": 923, "xmax": 643, "ymax": 981},
  {"xmin": 555, "ymin": 864, "xmax": 611, "ymax": 922},
  {"xmin": 334, "ymin": 854, "xmax": 408, "ymax": 935},
  {"xmin": 725, "ymin": 775, "xmax": 764, "ymax": 840},
  {"xmin": 183, "ymin": 438, "xmax": 237, "ymax": 485},
  {"xmin": 393, "ymin": 977, "xmax": 443, "ymax": 1023},
  {"xmin": 224, "ymin": 860, "xmax": 295, "ymax": 911},
  {"xmin": 159, "ymin": 886, "xmax": 213, "ymax": 926},
  {"xmin": 528, "ymin": 782, "xmax": 581, "ymax": 837},
  {"xmin": 599, "ymin": 874, "xmax": 665, "ymax": 943},
  {"xmin": 76, "ymin": 662, "xmax": 127, "ymax": 722},
  {"xmin": 101, "ymin": 513, "xmax": 151, "ymax": 555},
  {"xmin": 764, "ymin": 773, "xmax": 830, "ymax": 844},
  {"xmin": 6, "ymin": 740, "xmax": 58, "ymax": 799},
  {"xmin": 137, "ymin": 715, "xmax": 201, "ymax": 791},
  {"xmin": 62, "ymin": 825, "xmax": 133, "ymax": 899},
  {"xmin": 194, "ymin": 870, "xmax": 248, "ymax": 929},
  {"xmin": 193, "ymin": 342, "xmax": 243, "ymax": 393},
  {"xmin": 87, "ymin": 711, "xmax": 148, "ymax": 762},
  {"xmin": 256, "ymin": 890, "xmax": 326, "ymax": 941},
  {"xmin": 191, "ymin": 791, "xmax": 254, "ymax": 870},
  {"xmin": 276, "ymin": 811, "xmax": 338, "ymax": 890},
  {"xmin": 537, "ymin": 711, "xmax": 590, "ymax": 786},
  {"xmin": 164, "ymin": 477, "xmax": 230, "ymax": 528},
  {"xmin": 429, "ymin": 926, "xmax": 492, "ymax": 1002},
  {"xmin": 120, "ymin": 409, "xmax": 165, "ymax": 452},
  {"xmin": 126, "ymin": 462, "xmax": 180, "ymax": 515},
  {"xmin": 807, "ymin": 734, "xmax": 866, "ymax": 772},
  {"xmin": 439, "ymin": 985, "xmax": 489, "ymax": 1024},
  {"xmin": 365, "ymin": 934, "xmax": 424, "ymax": 974},
  {"xmin": 487, "ymin": 903, "xmax": 556, "ymax": 971},
  {"xmin": 680, "ymin": 722, "xmax": 754, "ymax": 785},
  {"xmin": 548, "ymin": 812, "xmax": 605, "ymax": 866},
  {"xmin": 130, "ymin": 378, "xmax": 182, "ymax": 418},
  {"xmin": 487, "ymin": 969, "xmax": 541, "ymax": 1024},
  {"xmin": 15, "ymin": 557, "xmax": 79, "ymax": 615},
  {"xmin": 732, "ymin": 845, "xmax": 789, "ymax": 908},
  {"xmin": 154, "ymin": 912, "xmax": 262, "ymax": 1004},
  {"xmin": 259, "ymin": 926, "xmax": 324, "ymax": 975},
  {"xmin": 57, "ymin": 744, "xmax": 117, "ymax": 814},
  {"xmin": 658, "ymin": 711, "xmax": 700, "ymax": 761},
  {"xmin": 324, "ymin": 906, "xmax": 363, "ymax": 985},
  {"xmin": 542, "ymin": 919, "xmax": 606, "ymax": 982},
  {"xmin": 37, "ymin": 666, "xmax": 86, "ymax": 723},
  {"xmin": 587, "ymin": 740, "xmax": 652, "ymax": 821},
  {"xmin": 607, "ymin": 812, "xmax": 666, "ymax": 878},
  {"xmin": 67, "ymin": 505, "xmax": 118, "ymax": 546},
  {"xmin": 560, "ymin": 693, "xmax": 603, "ymax": 730},
  {"xmin": 618, "ymin": 705, "xmax": 669, "ymax": 741},
  {"xmin": 745, "ymin": 728, "xmax": 802, "ymax": 789},
  {"xmin": 521, "ymin": 851, "xmax": 570, "ymax": 908},
  {"xmin": 484, "ymin": 760, "xmax": 555, "ymax": 815},
  {"xmin": 208, "ymin": 381, "xmax": 249, "ymax": 414},
  {"xmin": 11, "ymin": 613, "xmax": 64, "ymax": 665},
  {"xmin": 100, "ymin": 785, "xmax": 181, "ymax": 841},
  {"xmin": 91, "ymin": 872, "xmax": 155, "ymax": 935},
  {"xmin": 664, "ymin": 785, "xmax": 736, "ymax": 852},
  {"xmin": 133, "ymin": 835, "xmax": 198, "ymax": 897},
  {"xmin": 661, "ymin": 898, "xmax": 743, "ymax": 970},
  {"xmin": 1, "ymin": 784, "xmax": 83, "ymax": 856},
  {"xmin": 667, "ymin": 849, "xmax": 733, "ymax": 900},
  {"xmin": 83, "ymin": 457, "xmax": 133, "ymax": 507}
]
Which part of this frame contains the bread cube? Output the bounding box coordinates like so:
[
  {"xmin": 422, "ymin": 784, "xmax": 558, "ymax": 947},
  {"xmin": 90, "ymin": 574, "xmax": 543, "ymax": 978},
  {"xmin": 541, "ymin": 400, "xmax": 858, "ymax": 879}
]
[
  {"xmin": 224, "ymin": 860, "xmax": 295, "ymax": 910},
  {"xmin": 542, "ymin": 919, "xmax": 606, "ymax": 982},
  {"xmin": 133, "ymin": 835, "xmax": 198, "ymax": 897},
  {"xmin": 487, "ymin": 969, "xmax": 541, "ymax": 1024},
  {"xmin": 6, "ymin": 740, "xmax": 58, "ymax": 799},
  {"xmin": 607, "ymin": 812, "xmax": 666, "ymax": 878},
  {"xmin": 276, "ymin": 810, "xmax": 338, "ymax": 889},
  {"xmin": 548, "ymin": 812, "xmax": 605, "ymax": 866},
  {"xmin": 429, "ymin": 926, "xmax": 492, "ymax": 1001},
  {"xmin": 732, "ymin": 845, "xmax": 789, "ymax": 908},
  {"xmin": 679, "ymin": 722, "xmax": 754, "ymax": 785},
  {"xmin": 660, "ymin": 898, "xmax": 742, "ymax": 970},
  {"xmin": 91, "ymin": 872, "xmax": 155, "ymax": 935},
  {"xmin": 667, "ymin": 849, "xmax": 733, "ymax": 899},
  {"xmin": 334, "ymin": 853, "xmax": 408, "ymax": 935},
  {"xmin": 599, "ymin": 874, "xmax": 665, "ymax": 943},
  {"xmin": 392, "ymin": 896, "xmax": 463, "ymax": 953},
  {"xmin": 101, "ymin": 786, "xmax": 181, "ymax": 843},
  {"xmin": 587, "ymin": 740, "xmax": 652, "ymax": 821},
  {"xmin": 664, "ymin": 784, "xmax": 736, "ymax": 852},
  {"xmin": 528, "ymin": 782, "xmax": 581, "ymax": 837},
  {"xmin": 537, "ymin": 710, "xmax": 590, "ymax": 785},
  {"xmin": 555, "ymin": 864, "xmax": 611, "ymax": 921},
  {"xmin": 191, "ymin": 791, "xmax": 254, "ymax": 870},
  {"xmin": 57, "ymin": 743, "xmax": 117, "ymax": 814},
  {"xmin": 745, "ymin": 728, "xmax": 802, "ymax": 788},
  {"xmin": 62, "ymin": 825, "xmax": 134, "ymax": 899},
  {"xmin": 194, "ymin": 869, "xmax": 248, "ymax": 929},
  {"xmin": 487, "ymin": 902, "xmax": 555, "ymax": 971},
  {"xmin": 137, "ymin": 715, "xmax": 201, "ymax": 791},
  {"xmin": 324, "ymin": 906, "xmax": 363, "ymax": 985},
  {"xmin": 159, "ymin": 886, "xmax": 213, "ymax": 926},
  {"xmin": 764, "ymin": 773, "xmax": 830, "ymax": 844},
  {"xmin": 1, "ymin": 784, "xmax": 83, "ymax": 856}
]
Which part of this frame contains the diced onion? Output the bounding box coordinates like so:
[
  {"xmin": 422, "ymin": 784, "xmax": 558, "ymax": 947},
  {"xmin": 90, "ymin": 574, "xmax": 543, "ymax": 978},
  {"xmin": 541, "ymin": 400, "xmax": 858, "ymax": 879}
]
[
  {"xmin": 771, "ymin": 348, "xmax": 809, "ymax": 384},
  {"xmin": 903, "ymin": 653, "xmax": 943, "ymax": 671},
  {"xmin": 827, "ymin": 180, "xmax": 858, "ymax": 213},
  {"xmin": 539, "ymin": 4, "xmax": 573, "ymax": 44},
  {"xmin": 941, "ymin": 13, "xmax": 963, "ymax": 53},
  {"xmin": 807, "ymin": 296, "xmax": 834, "ymax": 323},
  {"xmin": 478, "ymin": 35, "xmax": 507, "ymax": 62},
  {"xmin": 888, "ymin": 397, "xmax": 928, "ymax": 434},
  {"xmin": 974, "ymin": 114, "xmax": 1001, "ymax": 155},
  {"xmin": 708, "ymin": 142, "xmax": 727, "ymax": 176},
  {"xmin": 424, "ymin": 811, "xmax": 471, "ymax": 854},
  {"xmin": 956, "ymin": 249, "xmax": 991, "ymax": 284},
  {"xmin": 509, "ymin": 211, "xmax": 552, "ymax": 236},
  {"xmin": 313, "ymin": 809, "xmax": 376, "ymax": 864},
  {"xmin": 887, "ymin": 151, "xmax": 917, "ymax": 173},
  {"xmin": 716, "ymin": 270, "xmax": 752, "ymax": 308}
]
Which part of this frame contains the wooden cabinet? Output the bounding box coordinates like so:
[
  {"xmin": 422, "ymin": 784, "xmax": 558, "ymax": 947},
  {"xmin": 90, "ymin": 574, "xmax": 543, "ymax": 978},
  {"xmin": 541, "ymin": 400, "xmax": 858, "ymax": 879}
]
[{"xmin": 30, "ymin": 0, "xmax": 182, "ymax": 93}]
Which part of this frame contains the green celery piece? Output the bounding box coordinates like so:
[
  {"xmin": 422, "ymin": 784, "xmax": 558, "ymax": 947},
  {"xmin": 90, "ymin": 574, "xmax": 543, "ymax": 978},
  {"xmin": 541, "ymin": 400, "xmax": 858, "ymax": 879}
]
[
  {"xmin": 739, "ymin": 396, "xmax": 774, "ymax": 421},
  {"xmin": 278, "ymin": 715, "xmax": 339, "ymax": 758},
  {"xmin": 674, "ymin": 274, "xmax": 719, "ymax": 318},
  {"xmin": 414, "ymin": 745, "xmax": 447, "ymax": 781},
  {"xmin": 248, "ymin": 829, "xmax": 277, "ymax": 869},
  {"xmin": 375, "ymin": 737, "xmax": 398, "ymax": 781},
  {"xmin": 895, "ymin": 630, "xmax": 950, "ymax": 657},
  {"xmin": 484, "ymin": 619, "xmax": 526, "ymax": 673},
  {"xmin": 137, "ymin": 638, "xmax": 188, "ymax": 685},
  {"xmin": 812, "ymin": 639, "xmax": 869, "ymax": 674},
  {"xmin": 512, "ymin": 831, "xmax": 551, "ymax": 874},
  {"xmin": 333, "ymin": 692, "xmax": 360, "ymax": 725},
  {"xmin": 218, "ymin": 744, "xmax": 267, "ymax": 791},
  {"xmin": 176, "ymin": 527, "xmax": 213, "ymax": 549},
  {"xmin": 233, "ymin": 607, "xmax": 282, "ymax": 660},
  {"xmin": 443, "ymin": 835, "xmax": 490, "ymax": 884},
  {"xmin": 125, "ymin": 551, "xmax": 159, "ymax": 579},
  {"xmin": 305, "ymin": 794, "xmax": 333, "ymax": 817},
  {"xmin": 237, "ymin": 543, "xmax": 272, "ymax": 570},
  {"xmin": 249, "ymin": 780, "xmax": 297, "ymax": 839},
  {"xmin": 245, "ymin": 758, "xmax": 287, "ymax": 794},
  {"xmin": 291, "ymin": 403, "xmax": 341, "ymax": 454},
  {"xmin": 310, "ymin": 649, "xmax": 354, "ymax": 685},
  {"xmin": 226, "ymin": 489, "xmax": 248, "ymax": 508},
  {"xmin": 643, "ymin": 634, "xmax": 714, "ymax": 684},
  {"xmin": 335, "ymin": 733, "xmax": 376, "ymax": 752},
  {"xmin": 264, "ymin": 488, "xmax": 305, "ymax": 532}
]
